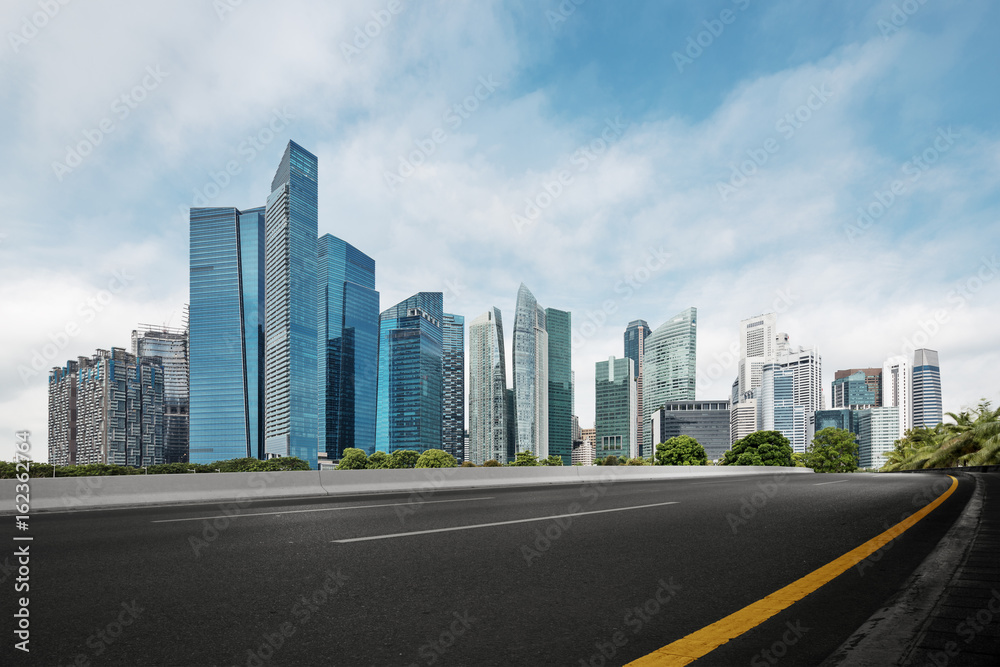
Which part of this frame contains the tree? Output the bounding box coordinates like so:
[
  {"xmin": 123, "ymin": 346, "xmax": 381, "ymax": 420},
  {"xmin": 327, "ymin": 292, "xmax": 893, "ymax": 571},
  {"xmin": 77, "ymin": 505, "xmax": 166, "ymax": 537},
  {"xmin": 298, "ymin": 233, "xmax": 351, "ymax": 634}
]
[
  {"xmin": 366, "ymin": 451, "xmax": 391, "ymax": 469},
  {"xmin": 720, "ymin": 431, "xmax": 793, "ymax": 467},
  {"xmin": 598, "ymin": 455, "xmax": 620, "ymax": 466},
  {"xmin": 802, "ymin": 428, "xmax": 859, "ymax": 473},
  {"xmin": 654, "ymin": 436, "xmax": 707, "ymax": 466},
  {"xmin": 540, "ymin": 455, "xmax": 564, "ymax": 466},
  {"xmin": 389, "ymin": 449, "xmax": 420, "ymax": 469},
  {"xmin": 510, "ymin": 450, "xmax": 539, "ymax": 466},
  {"xmin": 482, "ymin": 459, "xmax": 502, "ymax": 467},
  {"xmin": 415, "ymin": 449, "xmax": 458, "ymax": 468},
  {"xmin": 460, "ymin": 460, "xmax": 476, "ymax": 467},
  {"xmin": 625, "ymin": 457, "xmax": 649, "ymax": 466},
  {"xmin": 336, "ymin": 448, "xmax": 368, "ymax": 470}
]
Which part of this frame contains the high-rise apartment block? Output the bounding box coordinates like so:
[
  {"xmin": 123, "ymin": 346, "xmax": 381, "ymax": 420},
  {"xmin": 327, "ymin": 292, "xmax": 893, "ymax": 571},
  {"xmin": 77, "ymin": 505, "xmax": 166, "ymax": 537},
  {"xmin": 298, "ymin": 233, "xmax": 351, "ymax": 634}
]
[
  {"xmin": 442, "ymin": 313, "xmax": 465, "ymax": 462},
  {"xmin": 469, "ymin": 308, "xmax": 510, "ymax": 465},
  {"xmin": 132, "ymin": 325, "xmax": 189, "ymax": 463},
  {"xmin": 882, "ymin": 355, "xmax": 912, "ymax": 440}
]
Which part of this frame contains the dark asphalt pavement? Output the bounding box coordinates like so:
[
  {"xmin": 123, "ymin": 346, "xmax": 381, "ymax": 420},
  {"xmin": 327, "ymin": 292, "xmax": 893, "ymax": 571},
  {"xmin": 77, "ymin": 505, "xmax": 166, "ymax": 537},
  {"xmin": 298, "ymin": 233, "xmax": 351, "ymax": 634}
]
[{"xmin": 0, "ymin": 471, "xmax": 973, "ymax": 666}]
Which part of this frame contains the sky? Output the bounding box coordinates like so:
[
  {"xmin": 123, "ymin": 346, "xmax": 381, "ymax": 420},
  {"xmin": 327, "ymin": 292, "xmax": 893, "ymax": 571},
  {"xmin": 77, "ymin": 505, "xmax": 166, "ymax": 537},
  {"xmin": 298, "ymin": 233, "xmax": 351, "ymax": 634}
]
[{"xmin": 1, "ymin": 0, "xmax": 998, "ymax": 462}]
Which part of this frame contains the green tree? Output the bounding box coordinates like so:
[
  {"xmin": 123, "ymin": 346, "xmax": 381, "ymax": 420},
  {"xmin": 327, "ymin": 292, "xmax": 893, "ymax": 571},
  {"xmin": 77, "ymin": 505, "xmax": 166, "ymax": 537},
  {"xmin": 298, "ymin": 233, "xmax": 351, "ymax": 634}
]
[
  {"xmin": 510, "ymin": 450, "xmax": 539, "ymax": 466},
  {"xmin": 460, "ymin": 460, "xmax": 476, "ymax": 467},
  {"xmin": 482, "ymin": 459, "xmax": 502, "ymax": 467},
  {"xmin": 654, "ymin": 436, "xmax": 708, "ymax": 466},
  {"xmin": 802, "ymin": 428, "xmax": 859, "ymax": 473},
  {"xmin": 720, "ymin": 431, "xmax": 793, "ymax": 466},
  {"xmin": 389, "ymin": 449, "xmax": 420, "ymax": 469},
  {"xmin": 540, "ymin": 455, "xmax": 564, "ymax": 466},
  {"xmin": 366, "ymin": 451, "xmax": 391, "ymax": 469},
  {"xmin": 625, "ymin": 457, "xmax": 649, "ymax": 466},
  {"xmin": 598, "ymin": 455, "xmax": 620, "ymax": 466},
  {"xmin": 336, "ymin": 448, "xmax": 369, "ymax": 470},
  {"xmin": 415, "ymin": 449, "xmax": 458, "ymax": 468}
]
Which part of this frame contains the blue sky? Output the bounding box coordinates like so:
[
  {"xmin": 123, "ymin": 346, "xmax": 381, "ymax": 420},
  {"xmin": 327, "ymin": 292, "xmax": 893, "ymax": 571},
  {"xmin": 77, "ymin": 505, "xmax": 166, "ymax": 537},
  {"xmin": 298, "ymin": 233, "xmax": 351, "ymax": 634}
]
[{"xmin": 2, "ymin": 0, "xmax": 998, "ymax": 461}]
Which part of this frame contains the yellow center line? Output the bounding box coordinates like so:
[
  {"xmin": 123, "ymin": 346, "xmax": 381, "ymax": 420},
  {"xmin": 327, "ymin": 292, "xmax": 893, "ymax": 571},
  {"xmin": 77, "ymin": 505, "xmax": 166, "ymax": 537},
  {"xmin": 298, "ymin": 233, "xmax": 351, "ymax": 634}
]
[{"xmin": 627, "ymin": 475, "xmax": 958, "ymax": 666}]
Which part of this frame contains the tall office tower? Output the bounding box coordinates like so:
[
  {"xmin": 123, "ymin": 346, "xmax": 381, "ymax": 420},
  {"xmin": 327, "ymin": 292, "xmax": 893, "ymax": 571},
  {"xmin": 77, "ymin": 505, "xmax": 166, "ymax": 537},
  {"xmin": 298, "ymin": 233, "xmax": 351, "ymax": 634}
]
[
  {"xmin": 469, "ymin": 308, "xmax": 509, "ymax": 465},
  {"xmin": 737, "ymin": 312, "xmax": 778, "ymax": 399},
  {"xmin": 814, "ymin": 408, "xmax": 860, "ymax": 436},
  {"xmin": 49, "ymin": 348, "xmax": 165, "ymax": 466},
  {"xmin": 376, "ymin": 292, "xmax": 444, "ymax": 453},
  {"xmin": 505, "ymin": 388, "xmax": 517, "ymax": 462},
  {"xmin": 642, "ymin": 307, "xmax": 697, "ymax": 454},
  {"xmin": 132, "ymin": 326, "xmax": 189, "ymax": 463},
  {"xmin": 730, "ymin": 397, "xmax": 758, "ymax": 445},
  {"xmin": 442, "ymin": 313, "xmax": 465, "ymax": 462},
  {"xmin": 189, "ymin": 206, "xmax": 266, "ymax": 462},
  {"xmin": 759, "ymin": 363, "xmax": 807, "ymax": 453},
  {"xmin": 777, "ymin": 341, "xmax": 822, "ymax": 413},
  {"xmin": 832, "ymin": 368, "xmax": 882, "ymax": 409},
  {"xmin": 317, "ymin": 234, "xmax": 379, "ymax": 458},
  {"xmin": 624, "ymin": 319, "xmax": 651, "ymax": 458},
  {"xmin": 858, "ymin": 406, "xmax": 900, "ymax": 468},
  {"xmin": 513, "ymin": 284, "xmax": 548, "ymax": 458},
  {"xmin": 48, "ymin": 360, "xmax": 80, "ymax": 466},
  {"xmin": 264, "ymin": 141, "xmax": 319, "ymax": 468},
  {"xmin": 546, "ymin": 308, "xmax": 572, "ymax": 465},
  {"xmin": 882, "ymin": 355, "xmax": 912, "ymax": 440},
  {"xmin": 912, "ymin": 349, "xmax": 943, "ymax": 428},
  {"xmin": 595, "ymin": 356, "xmax": 637, "ymax": 460},
  {"xmin": 650, "ymin": 400, "xmax": 732, "ymax": 461}
]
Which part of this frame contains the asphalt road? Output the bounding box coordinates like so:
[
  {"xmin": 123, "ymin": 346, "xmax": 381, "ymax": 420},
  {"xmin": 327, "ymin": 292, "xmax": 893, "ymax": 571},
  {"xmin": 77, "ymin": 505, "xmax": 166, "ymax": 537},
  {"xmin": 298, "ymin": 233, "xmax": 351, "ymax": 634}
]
[{"xmin": 1, "ymin": 471, "xmax": 973, "ymax": 666}]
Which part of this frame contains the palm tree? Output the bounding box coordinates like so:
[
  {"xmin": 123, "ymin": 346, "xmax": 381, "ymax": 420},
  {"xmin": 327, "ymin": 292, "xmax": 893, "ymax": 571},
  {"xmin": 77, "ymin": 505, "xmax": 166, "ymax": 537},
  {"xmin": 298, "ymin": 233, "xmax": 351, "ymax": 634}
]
[{"xmin": 927, "ymin": 401, "xmax": 1000, "ymax": 467}]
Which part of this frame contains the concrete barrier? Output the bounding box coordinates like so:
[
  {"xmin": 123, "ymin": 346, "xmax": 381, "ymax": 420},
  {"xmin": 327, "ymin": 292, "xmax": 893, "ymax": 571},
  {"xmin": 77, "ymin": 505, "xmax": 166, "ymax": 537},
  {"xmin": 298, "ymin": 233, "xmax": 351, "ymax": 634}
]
[{"xmin": 0, "ymin": 465, "xmax": 812, "ymax": 513}]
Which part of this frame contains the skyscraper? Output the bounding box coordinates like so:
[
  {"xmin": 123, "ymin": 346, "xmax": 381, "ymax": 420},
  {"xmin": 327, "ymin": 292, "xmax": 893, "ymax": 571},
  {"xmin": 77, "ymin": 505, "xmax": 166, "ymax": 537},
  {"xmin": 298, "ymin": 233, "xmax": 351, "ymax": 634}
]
[
  {"xmin": 469, "ymin": 308, "xmax": 509, "ymax": 465},
  {"xmin": 132, "ymin": 325, "xmax": 189, "ymax": 463},
  {"xmin": 189, "ymin": 206, "xmax": 266, "ymax": 462},
  {"xmin": 264, "ymin": 141, "xmax": 319, "ymax": 468},
  {"xmin": 737, "ymin": 312, "xmax": 778, "ymax": 399},
  {"xmin": 832, "ymin": 368, "xmax": 882, "ymax": 409},
  {"xmin": 513, "ymin": 284, "xmax": 548, "ymax": 458},
  {"xmin": 759, "ymin": 363, "xmax": 807, "ymax": 452},
  {"xmin": 595, "ymin": 356, "xmax": 637, "ymax": 460},
  {"xmin": 546, "ymin": 307, "xmax": 572, "ymax": 465},
  {"xmin": 642, "ymin": 307, "xmax": 697, "ymax": 453},
  {"xmin": 858, "ymin": 406, "xmax": 900, "ymax": 468},
  {"xmin": 624, "ymin": 319, "xmax": 651, "ymax": 459},
  {"xmin": 442, "ymin": 313, "xmax": 465, "ymax": 462},
  {"xmin": 376, "ymin": 292, "xmax": 444, "ymax": 453},
  {"xmin": 912, "ymin": 349, "xmax": 942, "ymax": 428},
  {"xmin": 882, "ymin": 355, "xmax": 912, "ymax": 440},
  {"xmin": 650, "ymin": 400, "xmax": 731, "ymax": 462},
  {"xmin": 317, "ymin": 234, "xmax": 379, "ymax": 458}
]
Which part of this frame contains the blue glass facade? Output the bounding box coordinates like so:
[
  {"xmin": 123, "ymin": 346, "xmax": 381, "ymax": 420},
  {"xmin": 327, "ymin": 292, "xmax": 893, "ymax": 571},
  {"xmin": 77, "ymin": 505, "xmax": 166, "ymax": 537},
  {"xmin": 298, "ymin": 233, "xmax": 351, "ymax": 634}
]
[
  {"xmin": 546, "ymin": 308, "xmax": 572, "ymax": 465},
  {"xmin": 318, "ymin": 234, "xmax": 379, "ymax": 458},
  {"xmin": 189, "ymin": 206, "xmax": 265, "ymax": 462},
  {"xmin": 912, "ymin": 349, "xmax": 943, "ymax": 428},
  {"xmin": 442, "ymin": 313, "xmax": 465, "ymax": 462},
  {"xmin": 814, "ymin": 408, "xmax": 860, "ymax": 436},
  {"xmin": 265, "ymin": 142, "xmax": 319, "ymax": 468},
  {"xmin": 831, "ymin": 369, "xmax": 880, "ymax": 409},
  {"xmin": 376, "ymin": 293, "xmax": 444, "ymax": 453}
]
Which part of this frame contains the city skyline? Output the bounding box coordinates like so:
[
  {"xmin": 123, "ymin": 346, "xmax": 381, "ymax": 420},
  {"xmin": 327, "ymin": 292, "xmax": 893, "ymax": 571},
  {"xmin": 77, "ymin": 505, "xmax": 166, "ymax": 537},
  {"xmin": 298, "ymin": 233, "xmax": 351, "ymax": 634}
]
[{"xmin": 4, "ymin": 2, "xmax": 1000, "ymax": 461}]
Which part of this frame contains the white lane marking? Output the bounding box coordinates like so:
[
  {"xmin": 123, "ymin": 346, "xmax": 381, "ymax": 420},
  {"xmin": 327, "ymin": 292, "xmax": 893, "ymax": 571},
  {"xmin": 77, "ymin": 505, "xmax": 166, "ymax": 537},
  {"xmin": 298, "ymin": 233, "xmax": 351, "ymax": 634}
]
[
  {"xmin": 332, "ymin": 500, "xmax": 680, "ymax": 543},
  {"xmin": 814, "ymin": 480, "xmax": 849, "ymax": 486},
  {"xmin": 151, "ymin": 496, "xmax": 495, "ymax": 523}
]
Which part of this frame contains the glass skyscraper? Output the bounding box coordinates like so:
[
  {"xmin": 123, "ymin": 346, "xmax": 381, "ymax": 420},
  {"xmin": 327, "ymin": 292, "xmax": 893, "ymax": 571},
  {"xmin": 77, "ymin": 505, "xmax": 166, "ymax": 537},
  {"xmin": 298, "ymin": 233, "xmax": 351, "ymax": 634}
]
[
  {"xmin": 442, "ymin": 313, "xmax": 465, "ymax": 462},
  {"xmin": 189, "ymin": 206, "xmax": 266, "ymax": 462},
  {"xmin": 469, "ymin": 308, "xmax": 510, "ymax": 464},
  {"xmin": 595, "ymin": 356, "xmax": 637, "ymax": 460},
  {"xmin": 912, "ymin": 349, "xmax": 942, "ymax": 428},
  {"xmin": 624, "ymin": 319, "xmax": 651, "ymax": 457},
  {"xmin": 832, "ymin": 368, "xmax": 881, "ymax": 409},
  {"xmin": 264, "ymin": 141, "xmax": 319, "ymax": 468},
  {"xmin": 318, "ymin": 234, "xmax": 379, "ymax": 458},
  {"xmin": 642, "ymin": 307, "xmax": 697, "ymax": 452},
  {"xmin": 546, "ymin": 308, "xmax": 572, "ymax": 465},
  {"xmin": 376, "ymin": 292, "xmax": 444, "ymax": 453},
  {"xmin": 513, "ymin": 284, "xmax": 548, "ymax": 458}
]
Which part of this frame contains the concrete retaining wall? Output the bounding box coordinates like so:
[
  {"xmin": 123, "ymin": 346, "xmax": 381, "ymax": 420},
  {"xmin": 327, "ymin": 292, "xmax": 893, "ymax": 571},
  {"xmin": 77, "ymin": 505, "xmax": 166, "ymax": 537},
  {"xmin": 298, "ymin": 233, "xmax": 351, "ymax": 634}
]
[{"xmin": 0, "ymin": 465, "xmax": 812, "ymax": 513}]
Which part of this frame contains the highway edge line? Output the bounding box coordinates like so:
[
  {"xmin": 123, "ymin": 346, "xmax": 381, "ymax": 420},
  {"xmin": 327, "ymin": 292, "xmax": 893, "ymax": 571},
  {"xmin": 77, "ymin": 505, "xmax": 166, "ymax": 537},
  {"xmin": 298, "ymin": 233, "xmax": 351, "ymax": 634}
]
[{"xmin": 626, "ymin": 475, "xmax": 959, "ymax": 667}]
